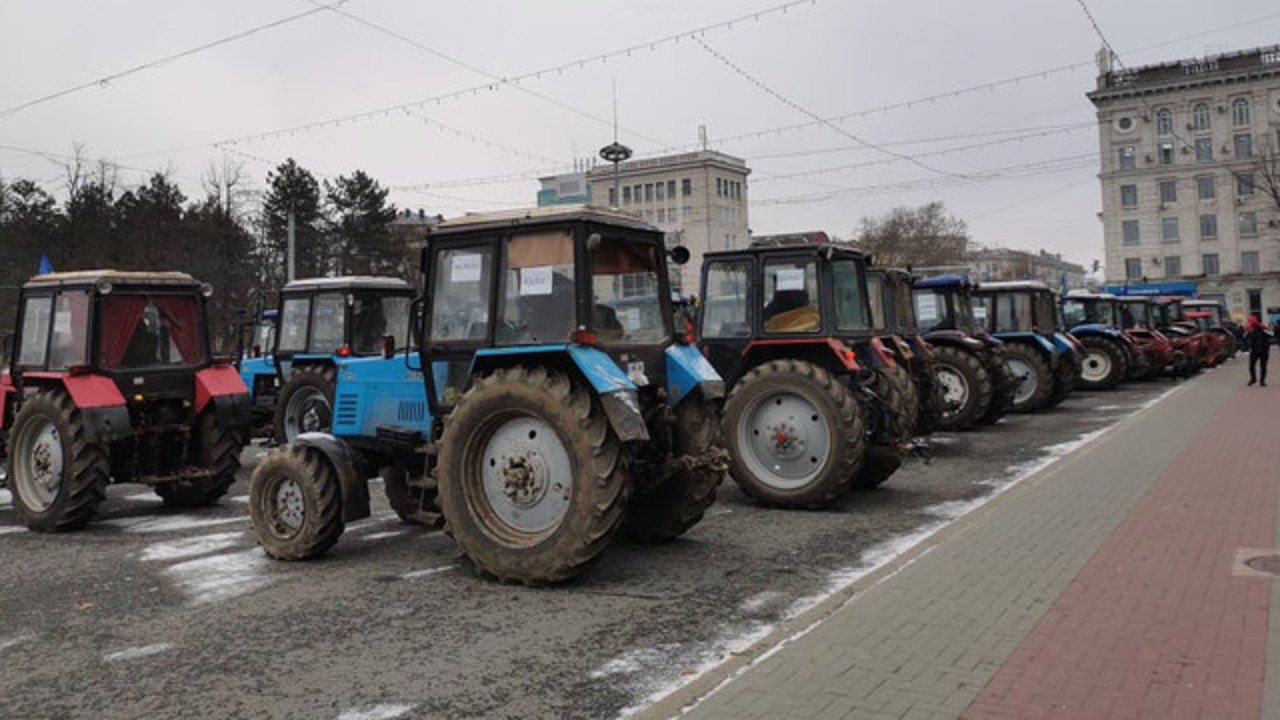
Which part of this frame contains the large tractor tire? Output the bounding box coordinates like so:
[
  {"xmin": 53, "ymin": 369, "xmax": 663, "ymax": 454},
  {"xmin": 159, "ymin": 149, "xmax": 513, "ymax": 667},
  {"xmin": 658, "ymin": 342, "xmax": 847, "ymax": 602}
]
[
  {"xmin": 624, "ymin": 394, "xmax": 724, "ymax": 544},
  {"xmin": 249, "ymin": 444, "xmax": 345, "ymax": 560},
  {"xmin": 853, "ymin": 446, "xmax": 903, "ymax": 490},
  {"xmin": 883, "ymin": 363, "xmax": 918, "ymax": 437},
  {"xmin": 1076, "ymin": 335, "xmax": 1128, "ymax": 390},
  {"xmin": 1044, "ymin": 355, "xmax": 1077, "ymax": 408},
  {"xmin": 272, "ymin": 365, "xmax": 336, "ymax": 445},
  {"xmin": 980, "ymin": 348, "xmax": 1015, "ymax": 425},
  {"xmin": 436, "ymin": 366, "xmax": 628, "ymax": 585},
  {"xmin": 382, "ymin": 465, "xmax": 442, "ymax": 527},
  {"xmin": 722, "ymin": 359, "xmax": 864, "ymax": 509},
  {"xmin": 929, "ymin": 346, "xmax": 993, "ymax": 432},
  {"xmin": 1002, "ymin": 343, "xmax": 1053, "ymax": 413},
  {"xmin": 155, "ymin": 410, "xmax": 242, "ymax": 507},
  {"xmin": 7, "ymin": 390, "xmax": 110, "ymax": 532},
  {"xmin": 913, "ymin": 362, "xmax": 946, "ymax": 436}
]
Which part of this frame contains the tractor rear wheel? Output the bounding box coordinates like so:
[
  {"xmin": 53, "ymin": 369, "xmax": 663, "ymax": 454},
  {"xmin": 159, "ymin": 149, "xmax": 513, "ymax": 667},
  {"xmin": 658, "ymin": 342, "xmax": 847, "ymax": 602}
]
[
  {"xmin": 249, "ymin": 444, "xmax": 344, "ymax": 560},
  {"xmin": 7, "ymin": 390, "xmax": 109, "ymax": 531},
  {"xmin": 437, "ymin": 366, "xmax": 628, "ymax": 585},
  {"xmin": 883, "ymin": 363, "xmax": 918, "ymax": 437},
  {"xmin": 853, "ymin": 446, "xmax": 902, "ymax": 490},
  {"xmin": 1044, "ymin": 355, "xmax": 1077, "ymax": 407},
  {"xmin": 1002, "ymin": 344, "xmax": 1053, "ymax": 413},
  {"xmin": 272, "ymin": 365, "xmax": 336, "ymax": 445},
  {"xmin": 930, "ymin": 346, "xmax": 993, "ymax": 431},
  {"xmin": 723, "ymin": 359, "xmax": 863, "ymax": 509},
  {"xmin": 383, "ymin": 465, "xmax": 442, "ymax": 527},
  {"xmin": 1077, "ymin": 336, "xmax": 1127, "ymax": 390},
  {"xmin": 623, "ymin": 394, "xmax": 724, "ymax": 544},
  {"xmin": 155, "ymin": 410, "xmax": 242, "ymax": 507}
]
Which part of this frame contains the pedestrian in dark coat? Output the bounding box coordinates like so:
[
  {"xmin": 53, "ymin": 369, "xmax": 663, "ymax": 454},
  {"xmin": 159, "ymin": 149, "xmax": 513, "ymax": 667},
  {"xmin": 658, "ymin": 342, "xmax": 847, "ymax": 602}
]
[{"xmin": 1244, "ymin": 314, "xmax": 1272, "ymax": 386}]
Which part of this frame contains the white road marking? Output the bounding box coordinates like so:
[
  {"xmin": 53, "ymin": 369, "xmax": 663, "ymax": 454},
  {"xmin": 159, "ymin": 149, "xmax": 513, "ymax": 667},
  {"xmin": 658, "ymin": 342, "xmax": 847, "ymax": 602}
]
[
  {"xmin": 336, "ymin": 704, "xmax": 416, "ymax": 720},
  {"xmin": 100, "ymin": 515, "xmax": 246, "ymax": 533},
  {"xmin": 400, "ymin": 565, "xmax": 453, "ymax": 580},
  {"xmin": 361, "ymin": 530, "xmax": 405, "ymax": 542},
  {"xmin": 103, "ymin": 643, "xmax": 173, "ymax": 662},
  {"xmin": 0, "ymin": 526, "xmax": 26, "ymax": 536},
  {"xmin": 165, "ymin": 549, "xmax": 274, "ymax": 606},
  {"xmin": 0, "ymin": 633, "xmax": 35, "ymax": 652},
  {"xmin": 141, "ymin": 532, "xmax": 244, "ymax": 562}
]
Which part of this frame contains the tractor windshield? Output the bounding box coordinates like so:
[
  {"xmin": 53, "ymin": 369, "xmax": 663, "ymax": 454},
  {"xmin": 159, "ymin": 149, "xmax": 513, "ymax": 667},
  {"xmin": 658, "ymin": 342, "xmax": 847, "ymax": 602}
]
[
  {"xmin": 700, "ymin": 261, "xmax": 750, "ymax": 338},
  {"xmin": 591, "ymin": 237, "xmax": 668, "ymax": 343},
  {"xmin": 762, "ymin": 259, "xmax": 819, "ymax": 334},
  {"xmin": 913, "ymin": 289, "xmax": 947, "ymax": 333},
  {"xmin": 1120, "ymin": 301, "xmax": 1151, "ymax": 329},
  {"xmin": 99, "ymin": 293, "xmax": 205, "ymax": 369},
  {"xmin": 832, "ymin": 259, "xmax": 869, "ymax": 333},
  {"xmin": 894, "ymin": 278, "xmax": 918, "ymax": 333},
  {"xmin": 1062, "ymin": 299, "xmax": 1114, "ymax": 327},
  {"xmin": 277, "ymin": 296, "xmax": 310, "ymax": 353},
  {"xmin": 866, "ymin": 273, "xmax": 888, "ymax": 332},
  {"xmin": 1033, "ymin": 292, "xmax": 1057, "ymax": 335}
]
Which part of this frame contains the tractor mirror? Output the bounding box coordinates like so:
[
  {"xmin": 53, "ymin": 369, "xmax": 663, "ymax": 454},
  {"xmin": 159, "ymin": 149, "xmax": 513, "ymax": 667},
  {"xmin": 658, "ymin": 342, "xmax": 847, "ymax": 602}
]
[
  {"xmin": 382, "ymin": 334, "xmax": 396, "ymax": 359},
  {"xmin": 668, "ymin": 246, "xmax": 691, "ymax": 266}
]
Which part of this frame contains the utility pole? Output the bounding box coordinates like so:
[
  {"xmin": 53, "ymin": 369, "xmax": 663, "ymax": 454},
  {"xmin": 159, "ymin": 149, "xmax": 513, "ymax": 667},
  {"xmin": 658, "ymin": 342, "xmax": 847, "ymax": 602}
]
[
  {"xmin": 598, "ymin": 80, "xmax": 632, "ymax": 207},
  {"xmin": 287, "ymin": 209, "xmax": 296, "ymax": 283}
]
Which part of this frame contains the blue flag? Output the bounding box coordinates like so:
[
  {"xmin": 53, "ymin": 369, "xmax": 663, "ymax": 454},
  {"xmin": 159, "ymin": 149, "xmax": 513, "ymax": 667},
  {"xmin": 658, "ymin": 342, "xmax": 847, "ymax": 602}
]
[{"xmin": 37, "ymin": 254, "xmax": 53, "ymax": 275}]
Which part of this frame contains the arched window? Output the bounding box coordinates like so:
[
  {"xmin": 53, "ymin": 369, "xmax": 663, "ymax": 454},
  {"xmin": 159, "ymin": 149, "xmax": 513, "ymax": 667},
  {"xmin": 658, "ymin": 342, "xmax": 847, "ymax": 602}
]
[
  {"xmin": 1232, "ymin": 98, "xmax": 1250, "ymax": 127},
  {"xmin": 1156, "ymin": 108, "xmax": 1173, "ymax": 135},
  {"xmin": 1192, "ymin": 103, "xmax": 1210, "ymax": 131}
]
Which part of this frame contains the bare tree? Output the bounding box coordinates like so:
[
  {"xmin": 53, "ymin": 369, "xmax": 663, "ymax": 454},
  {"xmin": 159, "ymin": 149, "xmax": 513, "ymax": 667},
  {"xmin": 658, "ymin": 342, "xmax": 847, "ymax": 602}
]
[
  {"xmin": 1248, "ymin": 139, "xmax": 1280, "ymax": 222},
  {"xmin": 854, "ymin": 202, "xmax": 970, "ymax": 268}
]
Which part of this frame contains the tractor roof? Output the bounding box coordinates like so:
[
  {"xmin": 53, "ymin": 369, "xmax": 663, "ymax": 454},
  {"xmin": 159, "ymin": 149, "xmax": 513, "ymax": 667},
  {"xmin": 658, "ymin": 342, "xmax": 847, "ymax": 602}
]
[
  {"xmin": 1181, "ymin": 299, "xmax": 1221, "ymax": 308},
  {"xmin": 867, "ymin": 267, "xmax": 913, "ymax": 282},
  {"xmin": 23, "ymin": 269, "xmax": 201, "ymax": 290},
  {"xmin": 1185, "ymin": 311, "xmax": 1213, "ymax": 318},
  {"xmin": 1063, "ymin": 293, "xmax": 1116, "ymax": 301},
  {"xmin": 431, "ymin": 204, "xmax": 658, "ymax": 236},
  {"xmin": 975, "ymin": 280, "xmax": 1052, "ymax": 293},
  {"xmin": 913, "ymin": 273, "xmax": 973, "ymax": 289},
  {"xmin": 705, "ymin": 241, "xmax": 864, "ymax": 262},
  {"xmin": 282, "ymin": 276, "xmax": 411, "ymax": 293}
]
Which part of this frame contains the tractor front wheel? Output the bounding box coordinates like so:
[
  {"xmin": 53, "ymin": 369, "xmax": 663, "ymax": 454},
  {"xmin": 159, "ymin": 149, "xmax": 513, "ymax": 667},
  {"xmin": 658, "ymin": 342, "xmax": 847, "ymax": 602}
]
[
  {"xmin": 1077, "ymin": 336, "xmax": 1127, "ymax": 390},
  {"xmin": 7, "ymin": 391, "xmax": 110, "ymax": 531},
  {"xmin": 1002, "ymin": 344, "xmax": 1052, "ymax": 413},
  {"xmin": 272, "ymin": 366, "xmax": 336, "ymax": 445},
  {"xmin": 436, "ymin": 366, "xmax": 628, "ymax": 585},
  {"xmin": 248, "ymin": 445, "xmax": 344, "ymax": 560},
  {"xmin": 383, "ymin": 465, "xmax": 441, "ymax": 527},
  {"xmin": 930, "ymin": 346, "xmax": 993, "ymax": 432}
]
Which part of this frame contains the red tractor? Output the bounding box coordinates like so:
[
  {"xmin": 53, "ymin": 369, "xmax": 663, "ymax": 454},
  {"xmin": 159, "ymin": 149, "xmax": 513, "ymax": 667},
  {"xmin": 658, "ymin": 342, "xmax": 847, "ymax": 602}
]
[
  {"xmin": 1184, "ymin": 311, "xmax": 1230, "ymax": 366},
  {"xmin": 0, "ymin": 271, "xmax": 252, "ymax": 531},
  {"xmin": 1150, "ymin": 296, "xmax": 1208, "ymax": 372}
]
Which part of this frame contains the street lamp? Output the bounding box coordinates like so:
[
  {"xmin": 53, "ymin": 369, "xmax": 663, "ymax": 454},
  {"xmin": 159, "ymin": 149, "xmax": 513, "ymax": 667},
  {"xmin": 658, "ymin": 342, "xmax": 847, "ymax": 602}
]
[{"xmin": 599, "ymin": 141, "xmax": 632, "ymax": 208}]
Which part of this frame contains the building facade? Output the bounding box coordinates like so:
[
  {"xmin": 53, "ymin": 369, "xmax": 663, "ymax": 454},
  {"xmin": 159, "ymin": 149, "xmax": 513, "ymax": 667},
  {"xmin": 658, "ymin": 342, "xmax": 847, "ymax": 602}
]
[
  {"xmin": 967, "ymin": 247, "xmax": 1088, "ymax": 289},
  {"xmin": 586, "ymin": 150, "xmax": 750, "ymax": 292},
  {"xmin": 1088, "ymin": 45, "xmax": 1280, "ymax": 319},
  {"xmin": 536, "ymin": 171, "xmax": 592, "ymax": 206}
]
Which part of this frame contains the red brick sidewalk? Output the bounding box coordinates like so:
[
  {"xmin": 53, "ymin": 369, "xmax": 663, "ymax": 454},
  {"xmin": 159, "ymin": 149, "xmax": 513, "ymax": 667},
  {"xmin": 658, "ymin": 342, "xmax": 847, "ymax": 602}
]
[{"xmin": 964, "ymin": 382, "xmax": 1278, "ymax": 720}]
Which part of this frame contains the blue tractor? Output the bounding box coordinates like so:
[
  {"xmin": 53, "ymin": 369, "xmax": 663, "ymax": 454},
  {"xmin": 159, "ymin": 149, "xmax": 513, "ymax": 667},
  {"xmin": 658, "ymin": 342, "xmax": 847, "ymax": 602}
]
[
  {"xmin": 911, "ymin": 275, "xmax": 1015, "ymax": 430},
  {"xmin": 973, "ymin": 281, "xmax": 1081, "ymax": 412},
  {"xmin": 234, "ymin": 305, "xmax": 279, "ymax": 432},
  {"xmin": 268, "ymin": 276, "xmax": 414, "ymax": 444},
  {"xmin": 248, "ymin": 206, "xmax": 728, "ymax": 585}
]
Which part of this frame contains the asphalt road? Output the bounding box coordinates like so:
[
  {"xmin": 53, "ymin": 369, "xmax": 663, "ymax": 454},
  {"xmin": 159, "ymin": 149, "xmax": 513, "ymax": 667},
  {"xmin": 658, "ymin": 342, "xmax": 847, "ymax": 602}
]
[{"xmin": 0, "ymin": 372, "xmax": 1196, "ymax": 720}]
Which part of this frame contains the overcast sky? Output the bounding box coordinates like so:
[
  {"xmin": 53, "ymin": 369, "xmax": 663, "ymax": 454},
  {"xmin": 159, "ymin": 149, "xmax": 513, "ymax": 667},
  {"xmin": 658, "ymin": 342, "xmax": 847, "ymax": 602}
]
[{"xmin": 2, "ymin": 0, "xmax": 1278, "ymax": 270}]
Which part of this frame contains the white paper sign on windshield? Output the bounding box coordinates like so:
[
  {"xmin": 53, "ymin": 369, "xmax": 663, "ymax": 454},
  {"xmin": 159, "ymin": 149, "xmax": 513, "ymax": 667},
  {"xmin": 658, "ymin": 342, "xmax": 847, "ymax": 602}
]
[
  {"xmin": 973, "ymin": 304, "xmax": 987, "ymax": 320},
  {"xmin": 775, "ymin": 268, "xmax": 806, "ymax": 291},
  {"xmin": 916, "ymin": 293, "xmax": 939, "ymax": 322},
  {"xmin": 520, "ymin": 266, "xmax": 554, "ymax": 296},
  {"xmin": 450, "ymin": 254, "xmax": 482, "ymax": 282}
]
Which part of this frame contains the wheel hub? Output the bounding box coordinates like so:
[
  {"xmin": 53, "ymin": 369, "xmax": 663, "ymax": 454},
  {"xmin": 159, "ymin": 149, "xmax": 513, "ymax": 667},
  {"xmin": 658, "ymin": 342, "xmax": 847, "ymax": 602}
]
[
  {"xmin": 480, "ymin": 416, "xmax": 571, "ymax": 535},
  {"xmin": 935, "ymin": 367, "xmax": 968, "ymax": 412},
  {"xmin": 1007, "ymin": 359, "xmax": 1036, "ymax": 404},
  {"xmin": 274, "ymin": 479, "xmax": 305, "ymax": 530},
  {"xmin": 739, "ymin": 392, "xmax": 831, "ymax": 489},
  {"xmin": 500, "ymin": 455, "xmax": 549, "ymax": 507}
]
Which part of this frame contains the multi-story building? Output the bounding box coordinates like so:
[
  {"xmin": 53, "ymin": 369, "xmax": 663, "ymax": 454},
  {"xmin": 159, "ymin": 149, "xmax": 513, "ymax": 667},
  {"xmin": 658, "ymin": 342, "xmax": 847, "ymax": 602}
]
[
  {"xmin": 967, "ymin": 247, "xmax": 1088, "ymax": 289},
  {"xmin": 586, "ymin": 149, "xmax": 750, "ymax": 292},
  {"xmin": 536, "ymin": 171, "xmax": 592, "ymax": 207},
  {"xmin": 1088, "ymin": 45, "xmax": 1280, "ymax": 319}
]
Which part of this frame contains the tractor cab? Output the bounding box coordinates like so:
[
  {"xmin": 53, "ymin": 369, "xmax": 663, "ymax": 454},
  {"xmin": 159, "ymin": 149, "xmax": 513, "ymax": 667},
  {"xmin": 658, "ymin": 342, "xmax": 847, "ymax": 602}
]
[
  {"xmin": 974, "ymin": 281, "xmax": 1078, "ymax": 412},
  {"xmin": 1150, "ymin": 296, "xmax": 1208, "ymax": 371},
  {"xmin": 1, "ymin": 270, "xmax": 250, "ymax": 530},
  {"xmin": 1060, "ymin": 292, "xmax": 1147, "ymax": 387},
  {"xmin": 248, "ymin": 205, "xmax": 727, "ymax": 585},
  {"xmin": 911, "ymin": 274, "xmax": 1014, "ymax": 429},
  {"xmin": 235, "ymin": 306, "xmax": 279, "ymax": 431},
  {"xmin": 1182, "ymin": 299, "xmax": 1239, "ymax": 358},
  {"xmin": 867, "ymin": 267, "xmax": 943, "ymax": 435}
]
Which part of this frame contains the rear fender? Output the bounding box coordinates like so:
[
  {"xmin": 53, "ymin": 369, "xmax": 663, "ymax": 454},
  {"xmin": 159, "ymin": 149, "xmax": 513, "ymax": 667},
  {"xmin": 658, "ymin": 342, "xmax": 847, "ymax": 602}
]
[
  {"xmin": 665, "ymin": 343, "xmax": 725, "ymax": 407},
  {"xmin": 295, "ymin": 432, "xmax": 371, "ymax": 523},
  {"xmin": 16, "ymin": 373, "xmax": 130, "ymax": 442},
  {"xmin": 740, "ymin": 338, "xmax": 862, "ymax": 375},
  {"xmin": 996, "ymin": 332, "xmax": 1057, "ymax": 357}
]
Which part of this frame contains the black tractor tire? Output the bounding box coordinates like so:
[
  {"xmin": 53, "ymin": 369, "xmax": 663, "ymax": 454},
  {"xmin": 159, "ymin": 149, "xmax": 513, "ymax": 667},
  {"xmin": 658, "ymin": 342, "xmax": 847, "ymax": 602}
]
[
  {"xmin": 1002, "ymin": 343, "xmax": 1053, "ymax": 413},
  {"xmin": 929, "ymin": 346, "xmax": 994, "ymax": 432},
  {"xmin": 852, "ymin": 446, "xmax": 903, "ymax": 490},
  {"xmin": 913, "ymin": 361, "xmax": 946, "ymax": 436},
  {"xmin": 7, "ymin": 390, "xmax": 110, "ymax": 532},
  {"xmin": 1044, "ymin": 356, "xmax": 1076, "ymax": 408},
  {"xmin": 722, "ymin": 359, "xmax": 864, "ymax": 509},
  {"xmin": 883, "ymin": 362, "xmax": 918, "ymax": 437},
  {"xmin": 623, "ymin": 394, "xmax": 723, "ymax": 544},
  {"xmin": 272, "ymin": 365, "xmax": 336, "ymax": 445},
  {"xmin": 436, "ymin": 366, "xmax": 628, "ymax": 585},
  {"xmin": 155, "ymin": 410, "xmax": 242, "ymax": 507},
  {"xmin": 1076, "ymin": 335, "xmax": 1128, "ymax": 390},
  {"xmin": 382, "ymin": 465, "xmax": 442, "ymax": 527},
  {"xmin": 980, "ymin": 347, "xmax": 1015, "ymax": 425},
  {"xmin": 249, "ymin": 444, "xmax": 344, "ymax": 560}
]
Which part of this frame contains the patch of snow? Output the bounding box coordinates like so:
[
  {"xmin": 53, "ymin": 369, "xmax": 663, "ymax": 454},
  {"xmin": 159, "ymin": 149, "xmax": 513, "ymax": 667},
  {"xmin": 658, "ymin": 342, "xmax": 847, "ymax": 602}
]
[
  {"xmin": 401, "ymin": 565, "xmax": 453, "ymax": 580},
  {"xmin": 738, "ymin": 591, "xmax": 784, "ymax": 615},
  {"xmin": 0, "ymin": 633, "xmax": 35, "ymax": 652},
  {"xmin": 617, "ymin": 384, "xmax": 1185, "ymax": 717},
  {"xmin": 336, "ymin": 704, "xmax": 416, "ymax": 720},
  {"xmin": 164, "ymin": 549, "xmax": 274, "ymax": 606},
  {"xmin": 0, "ymin": 489, "xmax": 11, "ymax": 506},
  {"xmin": 121, "ymin": 492, "xmax": 164, "ymax": 504},
  {"xmin": 103, "ymin": 643, "xmax": 173, "ymax": 662},
  {"xmin": 0, "ymin": 526, "xmax": 25, "ymax": 536},
  {"xmin": 361, "ymin": 530, "xmax": 405, "ymax": 542},
  {"xmin": 101, "ymin": 515, "xmax": 246, "ymax": 534},
  {"xmin": 140, "ymin": 532, "xmax": 244, "ymax": 562},
  {"xmin": 1093, "ymin": 404, "xmax": 1122, "ymax": 411},
  {"xmin": 344, "ymin": 512, "xmax": 398, "ymax": 532},
  {"xmin": 228, "ymin": 495, "xmax": 250, "ymax": 503}
]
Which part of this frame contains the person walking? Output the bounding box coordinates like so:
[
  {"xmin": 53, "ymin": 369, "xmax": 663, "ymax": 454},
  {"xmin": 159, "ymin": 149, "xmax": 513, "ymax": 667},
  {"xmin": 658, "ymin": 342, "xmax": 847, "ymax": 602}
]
[{"xmin": 1244, "ymin": 313, "xmax": 1272, "ymax": 386}]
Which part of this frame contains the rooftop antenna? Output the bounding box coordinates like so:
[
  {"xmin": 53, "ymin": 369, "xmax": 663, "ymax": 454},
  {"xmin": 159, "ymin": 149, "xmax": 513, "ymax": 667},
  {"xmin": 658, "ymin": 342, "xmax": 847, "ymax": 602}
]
[
  {"xmin": 599, "ymin": 79, "xmax": 632, "ymax": 208},
  {"xmin": 699, "ymin": 124, "xmax": 708, "ymax": 150}
]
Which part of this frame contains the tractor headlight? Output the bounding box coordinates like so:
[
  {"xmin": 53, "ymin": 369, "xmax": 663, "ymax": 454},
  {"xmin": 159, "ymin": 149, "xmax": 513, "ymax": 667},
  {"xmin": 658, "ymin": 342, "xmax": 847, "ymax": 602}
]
[
  {"xmin": 96, "ymin": 280, "xmax": 113, "ymax": 295},
  {"xmin": 200, "ymin": 283, "xmax": 214, "ymax": 297}
]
